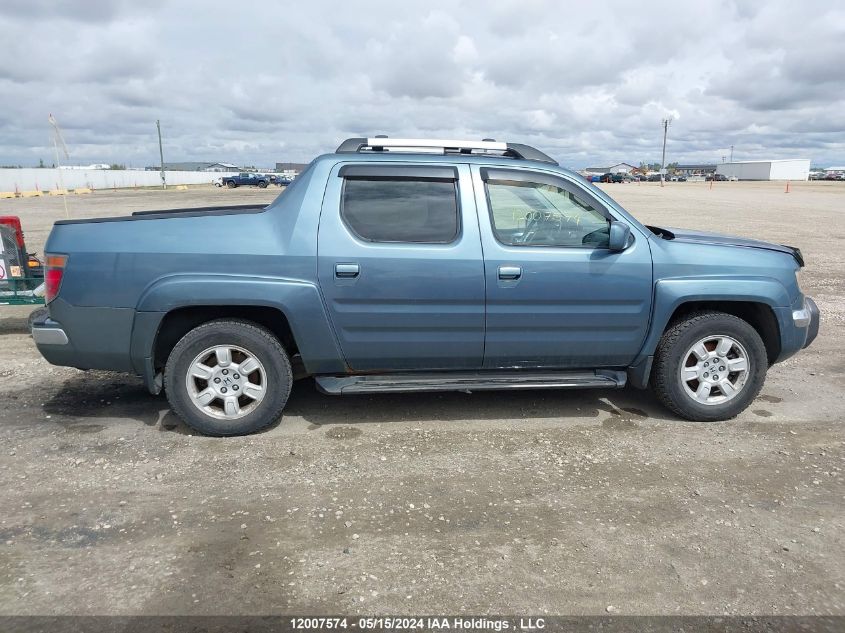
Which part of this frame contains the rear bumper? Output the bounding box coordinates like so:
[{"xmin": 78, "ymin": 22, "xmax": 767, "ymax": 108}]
[
  {"xmin": 31, "ymin": 320, "xmax": 69, "ymax": 345},
  {"xmin": 31, "ymin": 314, "xmax": 76, "ymax": 367},
  {"xmin": 30, "ymin": 302, "xmax": 136, "ymax": 372}
]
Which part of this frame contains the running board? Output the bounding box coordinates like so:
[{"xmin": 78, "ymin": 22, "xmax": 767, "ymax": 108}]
[{"xmin": 315, "ymin": 370, "xmax": 626, "ymax": 395}]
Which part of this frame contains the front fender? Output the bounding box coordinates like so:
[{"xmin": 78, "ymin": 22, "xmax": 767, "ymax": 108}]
[
  {"xmin": 634, "ymin": 275, "xmax": 790, "ymax": 365},
  {"xmin": 130, "ymin": 273, "xmax": 347, "ymax": 379}
]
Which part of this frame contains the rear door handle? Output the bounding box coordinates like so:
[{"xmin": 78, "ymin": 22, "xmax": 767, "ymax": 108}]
[
  {"xmin": 498, "ymin": 265, "xmax": 522, "ymax": 280},
  {"xmin": 335, "ymin": 263, "xmax": 360, "ymax": 278}
]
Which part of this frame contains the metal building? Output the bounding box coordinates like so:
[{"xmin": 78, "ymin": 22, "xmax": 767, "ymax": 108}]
[{"xmin": 716, "ymin": 159, "xmax": 810, "ymax": 181}]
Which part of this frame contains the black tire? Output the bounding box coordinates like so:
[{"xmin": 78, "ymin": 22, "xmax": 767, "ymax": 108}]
[
  {"xmin": 164, "ymin": 319, "xmax": 292, "ymax": 436},
  {"xmin": 257, "ymin": 180, "xmax": 268, "ymax": 188},
  {"xmin": 650, "ymin": 311, "xmax": 767, "ymax": 421},
  {"xmin": 226, "ymin": 180, "xmax": 236, "ymax": 188}
]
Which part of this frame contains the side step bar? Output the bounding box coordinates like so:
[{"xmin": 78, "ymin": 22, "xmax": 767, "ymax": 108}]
[{"xmin": 315, "ymin": 370, "xmax": 626, "ymax": 395}]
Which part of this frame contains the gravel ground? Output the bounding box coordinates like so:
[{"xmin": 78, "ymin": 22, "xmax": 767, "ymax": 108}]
[{"xmin": 0, "ymin": 181, "xmax": 843, "ymax": 615}]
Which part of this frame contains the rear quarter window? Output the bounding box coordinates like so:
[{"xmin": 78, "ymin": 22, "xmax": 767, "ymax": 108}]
[{"xmin": 341, "ymin": 178, "xmax": 459, "ymax": 243}]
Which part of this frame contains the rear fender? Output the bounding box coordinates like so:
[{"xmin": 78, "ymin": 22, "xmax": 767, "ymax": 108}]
[{"xmin": 131, "ymin": 273, "xmax": 347, "ymax": 377}]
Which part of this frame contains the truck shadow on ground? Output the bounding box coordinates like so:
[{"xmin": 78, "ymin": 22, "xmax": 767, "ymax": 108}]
[
  {"xmin": 0, "ymin": 316, "xmax": 31, "ymax": 335},
  {"xmin": 38, "ymin": 373, "xmax": 675, "ymax": 436},
  {"xmin": 39, "ymin": 373, "xmax": 194, "ymax": 435},
  {"xmin": 282, "ymin": 378, "xmax": 672, "ymax": 426}
]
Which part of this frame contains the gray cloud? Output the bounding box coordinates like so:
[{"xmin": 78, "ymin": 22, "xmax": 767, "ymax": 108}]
[{"xmin": 0, "ymin": 0, "xmax": 843, "ymax": 168}]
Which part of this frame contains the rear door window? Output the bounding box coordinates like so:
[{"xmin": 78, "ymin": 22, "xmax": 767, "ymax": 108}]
[{"xmin": 341, "ymin": 171, "xmax": 459, "ymax": 243}]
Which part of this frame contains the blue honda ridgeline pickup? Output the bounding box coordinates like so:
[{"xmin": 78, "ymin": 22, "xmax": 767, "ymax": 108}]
[{"xmin": 32, "ymin": 138, "xmax": 820, "ymax": 436}]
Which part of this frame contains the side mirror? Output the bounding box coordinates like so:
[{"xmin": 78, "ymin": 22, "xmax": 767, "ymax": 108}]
[{"xmin": 608, "ymin": 221, "xmax": 631, "ymax": 252}]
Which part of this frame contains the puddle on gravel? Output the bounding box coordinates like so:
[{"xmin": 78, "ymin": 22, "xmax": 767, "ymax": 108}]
[
  {"xmin": 752, "ymin": 409, "xmax": 773, "ymax": 418},
  {"xmin": 620, "ymin": 407, "xmax": 648, "ymax": 418},
  {"xmin": 65, "ymin": 423, "xmax": 106, "ymax": 434},
  {"xmin": 596, "ymin": 402, "xmax": 621, "ymax": 417},
  {"xmin": 325, "ymin": 426, "xmax": 363, "ymax": 440},
  {"xmin": 758, "ymin": 394, "xmax": 783, "ymax": 403},
  {"xmin": 30, "ymin": 525, "xmax": 108, "ymax": 548},
  {"xmin": 602, "ymin": 417, "xmax": 639, "ymax": 431}
]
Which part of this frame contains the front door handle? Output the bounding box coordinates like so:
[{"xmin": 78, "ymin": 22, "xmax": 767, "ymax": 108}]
[
  {"xmin": 335, "ymin": 263, "xmax": 360, "ymax": 278},
  {"xmin": 498, "ymin": 265, "xmax": 522, "ymax": 280}
]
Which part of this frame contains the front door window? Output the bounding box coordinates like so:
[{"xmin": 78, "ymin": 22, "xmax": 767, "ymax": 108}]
[{"xmin": 486, "ymin": 179, "xmax": 610, "ymax": 248}]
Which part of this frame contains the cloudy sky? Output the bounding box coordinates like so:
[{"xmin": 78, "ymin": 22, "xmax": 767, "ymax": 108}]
[{"xmin": 1, "ymin": 0, "xmax": 844, "ymax": 169}]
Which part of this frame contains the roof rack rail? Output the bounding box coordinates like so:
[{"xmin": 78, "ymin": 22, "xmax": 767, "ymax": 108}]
[{"xmin": 335, "ymin": 137, "xmax": 558, "ymax": 165}]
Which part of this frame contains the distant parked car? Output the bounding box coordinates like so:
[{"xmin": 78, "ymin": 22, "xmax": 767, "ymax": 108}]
[
  {"xmin": 706, "ymin": 174, "xmax": 728, "ymax": 182},
  {"xmin": 599, "ymin": 173, "xmax": 614, "ymax": 183},
  {"xmin": 647, "ymin": 174, "xmax": 662, "ymax": 182},
  {"xmin": 221, "ymin": 173, "xmax": 270, "ymax": 188},
  {"xmin": 269, "ymin": 175, "xmax": 292, "ymax": 186}
]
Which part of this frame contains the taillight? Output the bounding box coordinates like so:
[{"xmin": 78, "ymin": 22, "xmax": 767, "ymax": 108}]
[
  {"xmin": 0, "ymin": 216, "xmax": 25, "ymax": 249},
  {"xmin": 44, "ymin": 254, "xmax": 67, "ymax": 303}
]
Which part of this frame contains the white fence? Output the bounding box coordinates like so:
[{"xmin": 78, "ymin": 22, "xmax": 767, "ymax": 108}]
[{"xmin": 0, "ymin": 168, "xmax": 223, "ymax": 192}]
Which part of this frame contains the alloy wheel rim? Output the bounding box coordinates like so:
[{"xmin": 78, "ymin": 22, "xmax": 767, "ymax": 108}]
[
  {"xmin": 680, "ymin": 335, "xmax": 749, "ymax": 406},
  {"xmin": 185, "ymin": 345, "xmax": 267, "ymax": 420}
]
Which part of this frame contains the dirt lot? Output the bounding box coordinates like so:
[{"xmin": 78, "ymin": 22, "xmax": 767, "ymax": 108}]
[{"xmin": 1, "ymin": 181, "xmax": 843, "ymax": 615}]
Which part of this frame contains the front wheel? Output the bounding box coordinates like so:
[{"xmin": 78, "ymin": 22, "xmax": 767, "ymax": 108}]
[
  {"xmin": 164, "ymin": 319, "xmax": 292, "ymax": 436},
  {"xmin": 650, "ymin": 311, "xmax": 767, "ymax": 421},
  {"xmin": 257, "ymin": 180, "xmax": 268, "ymax": 188}
]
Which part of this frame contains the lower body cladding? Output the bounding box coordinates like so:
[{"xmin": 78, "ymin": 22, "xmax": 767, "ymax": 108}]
[
  {"xmin": 31, "ymin": 296, "xmax": 820, "ymax": 398},
  {"xmin": 315, "ymin": 370, "xmax": 627, "ymax": 395}
]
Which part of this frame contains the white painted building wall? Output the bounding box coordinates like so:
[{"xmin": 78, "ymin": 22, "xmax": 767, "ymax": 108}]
[
  {"xmin": 768, "ymin": 159, "xmax": 811, "ymax": 181},
  {"xmin": 716, "ymin": 159, "xmax": 810, "ymax": 181},
  {"xmin": 0, "ymin": 168, "xmax": 223, "ymax": 192}
]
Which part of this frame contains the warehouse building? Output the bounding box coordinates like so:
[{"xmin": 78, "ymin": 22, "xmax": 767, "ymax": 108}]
[
  {"xmin": 153, "ymin": 162, "xmax": 240, "ymax": 172},
  {"xmin": 584, "ymin": 163, "xmax": 637, "ymax": 175},
  {"xmin": 716, "ymin": 159, "xmax": 810, "ymax": 181},
  {"xmin": 675, "ymin": 164, "xmax": 716, "ymax": 177}
]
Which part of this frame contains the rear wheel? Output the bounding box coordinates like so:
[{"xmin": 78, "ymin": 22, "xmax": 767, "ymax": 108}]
[
  {"xmin": 164, "ymin": 319, "xmax": 292, "ymax": 436},
  {"xmin": 651, "ymin": 311, "xmax": 767, "ymax": 421},
  {"xmin": 226, "ymin": 180, "xmax": 236, "ymax": 188}
]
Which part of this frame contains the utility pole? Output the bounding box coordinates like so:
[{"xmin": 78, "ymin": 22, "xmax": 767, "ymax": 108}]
[
  {"xmin": 660, "ymin": 117, "xmax": 672, "ymax": 187},
  {"xmin": 48, "ymin": 114, "xmax": 70, "ymax": 218},
  {"xmin": 730, "ymin": 145, "xmax": 734, "ymax": 162},
  {"xmin": 156, "ymin": 119, "xmax": 166, "ymax": 189}
]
